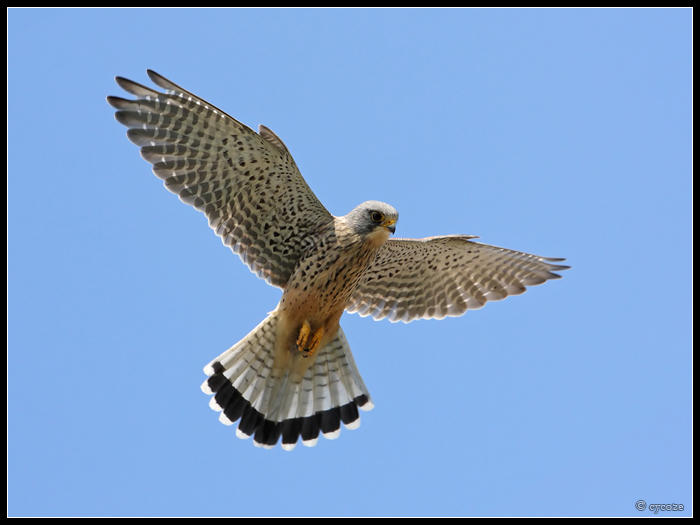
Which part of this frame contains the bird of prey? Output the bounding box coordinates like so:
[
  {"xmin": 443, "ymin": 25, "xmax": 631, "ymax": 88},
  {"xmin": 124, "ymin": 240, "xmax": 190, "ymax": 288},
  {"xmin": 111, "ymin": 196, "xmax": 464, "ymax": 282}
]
[{"xmin": 107, "ymin": 70, "xmax": 569, "ymax": 450}]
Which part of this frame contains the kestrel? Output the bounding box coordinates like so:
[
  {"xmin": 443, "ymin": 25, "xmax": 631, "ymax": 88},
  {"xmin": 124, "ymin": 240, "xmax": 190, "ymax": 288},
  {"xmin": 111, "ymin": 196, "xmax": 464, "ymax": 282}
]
[{"xmin": 108, "ymin": 70, "xmax": 569, "ymax": 450}]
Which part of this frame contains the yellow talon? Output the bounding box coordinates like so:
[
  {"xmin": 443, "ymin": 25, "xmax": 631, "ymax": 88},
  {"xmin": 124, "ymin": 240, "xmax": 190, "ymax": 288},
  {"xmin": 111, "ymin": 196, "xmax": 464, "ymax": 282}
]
[
  {"xmin": 296, "ymin": 320, "xmax": 311, "ymax": 350},
  {"xmin": 307, "ymin": 326, "xmax": 325, "ymax": 358},
  {"xmin": 296, "ymin": 321, "xmax": 324, "ymax": 358}
]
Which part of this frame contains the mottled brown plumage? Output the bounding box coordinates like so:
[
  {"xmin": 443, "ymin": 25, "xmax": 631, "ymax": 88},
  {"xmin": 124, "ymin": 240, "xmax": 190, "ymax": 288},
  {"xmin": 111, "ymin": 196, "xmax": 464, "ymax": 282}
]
[
  {"xmin": 109, "ymin": 70, "xmax": 331, "ymax": 288},
  {"xmin": 348, "ymin": 235, "xmax": 569, "ymax": 323},
  {"xmin": 108, "ymin": 70, "xmax": 568, "ymax": 450}
]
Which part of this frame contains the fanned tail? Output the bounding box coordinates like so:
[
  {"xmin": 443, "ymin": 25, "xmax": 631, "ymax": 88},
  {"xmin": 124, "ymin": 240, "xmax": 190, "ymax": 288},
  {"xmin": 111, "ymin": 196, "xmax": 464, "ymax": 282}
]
[{"xmin": 201, "ymin": 311, "xmax": 373, "ymax": 450}]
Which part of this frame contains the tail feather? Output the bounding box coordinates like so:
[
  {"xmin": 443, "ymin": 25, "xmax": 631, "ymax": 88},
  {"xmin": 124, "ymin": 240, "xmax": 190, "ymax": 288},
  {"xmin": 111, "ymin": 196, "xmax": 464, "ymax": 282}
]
[{"xmin": 201, "ymin": 311, "xmax": 373, "ymax": 450}]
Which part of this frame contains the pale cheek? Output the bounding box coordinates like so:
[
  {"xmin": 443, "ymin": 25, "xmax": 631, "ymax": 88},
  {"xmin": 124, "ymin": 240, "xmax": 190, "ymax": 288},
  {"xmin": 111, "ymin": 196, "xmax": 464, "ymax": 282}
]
[{"xmin": 365, "ymin": 228, "xmax": 390, "ymax": 248}]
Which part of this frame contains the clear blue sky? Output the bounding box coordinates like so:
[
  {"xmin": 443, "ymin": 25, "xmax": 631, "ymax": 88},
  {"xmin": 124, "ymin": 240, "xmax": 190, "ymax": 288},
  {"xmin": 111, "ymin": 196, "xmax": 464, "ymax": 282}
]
[{"xmin": 8, "ymin": 8, "xmax": 691, "ymax": 517}]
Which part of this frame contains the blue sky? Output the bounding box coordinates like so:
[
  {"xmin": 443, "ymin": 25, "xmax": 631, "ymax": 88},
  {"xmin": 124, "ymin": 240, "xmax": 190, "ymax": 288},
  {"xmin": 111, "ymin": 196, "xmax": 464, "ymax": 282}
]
[{"xmin": 8, "ymin": 8, "xmax": 691, "ymax": 517}]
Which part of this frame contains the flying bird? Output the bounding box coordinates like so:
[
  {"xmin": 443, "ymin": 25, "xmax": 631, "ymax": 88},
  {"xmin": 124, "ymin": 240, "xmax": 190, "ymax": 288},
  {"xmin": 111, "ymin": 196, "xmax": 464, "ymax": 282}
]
[{"xmin": 107, "ymin": 70, "xmax": 569, "ymax": 450}]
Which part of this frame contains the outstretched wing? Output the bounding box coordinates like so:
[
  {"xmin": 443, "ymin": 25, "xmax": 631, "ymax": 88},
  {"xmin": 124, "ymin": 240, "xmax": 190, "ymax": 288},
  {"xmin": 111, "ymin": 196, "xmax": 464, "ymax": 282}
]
[
  {"xmin": 346, "ymin": 235, "xmax": 569, "ymax": 323},
  {"xmin": 107, "ymin": 70, "xmax": 332, "ymax": 288}
]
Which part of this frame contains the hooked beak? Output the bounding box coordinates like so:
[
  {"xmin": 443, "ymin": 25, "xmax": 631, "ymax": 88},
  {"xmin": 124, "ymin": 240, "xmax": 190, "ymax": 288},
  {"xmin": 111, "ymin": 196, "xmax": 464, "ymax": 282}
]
[{"xmin": 382, "ymin": 217, "xmax": 397, "ymax": 234}]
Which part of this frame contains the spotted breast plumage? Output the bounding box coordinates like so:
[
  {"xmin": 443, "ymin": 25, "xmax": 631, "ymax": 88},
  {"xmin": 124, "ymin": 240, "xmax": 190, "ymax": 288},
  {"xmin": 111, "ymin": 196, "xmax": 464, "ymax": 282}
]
[{"xmin": 108, "ymin": 70, "xmax": 569, "ymax": 450}]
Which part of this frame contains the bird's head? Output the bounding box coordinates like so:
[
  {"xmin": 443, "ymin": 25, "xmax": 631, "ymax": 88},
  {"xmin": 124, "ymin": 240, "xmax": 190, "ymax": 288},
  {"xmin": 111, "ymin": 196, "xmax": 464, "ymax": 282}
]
[{"xmin": 344, "ymin": 201, "xmax": 398, "ymax": 243}]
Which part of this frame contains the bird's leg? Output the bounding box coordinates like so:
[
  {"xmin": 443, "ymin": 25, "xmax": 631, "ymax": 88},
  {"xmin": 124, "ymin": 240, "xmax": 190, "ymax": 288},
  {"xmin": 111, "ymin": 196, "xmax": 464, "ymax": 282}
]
[
  {"xmin": 296, "ymin": 320, "xmax": 311, "ymax": 350},
  {"xmin": 296, "ymin": 321, "xmax": 324, "ymax": 358},
  {"xmin": 305, "ymin": 326, "xmax": 325, "ymax": 358}
]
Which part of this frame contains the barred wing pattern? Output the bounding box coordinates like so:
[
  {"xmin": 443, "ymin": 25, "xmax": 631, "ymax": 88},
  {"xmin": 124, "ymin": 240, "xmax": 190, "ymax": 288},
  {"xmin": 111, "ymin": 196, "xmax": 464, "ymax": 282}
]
[
  {"xmin": 347, "ymin": 236, "xmax": 569, "ymax": 323},
  {"xmin": 107, "ymin": 70, "xmax": 332, "ymax": 288}
]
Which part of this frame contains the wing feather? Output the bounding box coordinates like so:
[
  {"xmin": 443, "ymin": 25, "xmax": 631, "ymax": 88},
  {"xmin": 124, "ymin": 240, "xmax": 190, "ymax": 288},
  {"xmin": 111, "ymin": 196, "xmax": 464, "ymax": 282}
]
[
  {"xmin": 108, "ymin": 70, "xmax": 332, "ymax": 288},
  {"xmin": 347, "ymin": 236, "xmax": 569, "ymax": 323}
]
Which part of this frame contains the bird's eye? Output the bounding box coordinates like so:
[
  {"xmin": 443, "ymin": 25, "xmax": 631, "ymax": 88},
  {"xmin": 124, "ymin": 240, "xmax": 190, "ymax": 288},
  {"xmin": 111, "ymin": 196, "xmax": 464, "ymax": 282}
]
[{"xmin": 370, "ymin": 211, "xmax": 383, "ymax": 223}]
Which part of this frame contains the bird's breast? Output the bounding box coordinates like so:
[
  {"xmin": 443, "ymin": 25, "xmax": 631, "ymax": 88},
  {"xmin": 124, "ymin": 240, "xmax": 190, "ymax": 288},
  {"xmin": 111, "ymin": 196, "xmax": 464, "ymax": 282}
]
[{"xmin": 280, "ymin": 239, "xmax": 380, "ymax": 326}]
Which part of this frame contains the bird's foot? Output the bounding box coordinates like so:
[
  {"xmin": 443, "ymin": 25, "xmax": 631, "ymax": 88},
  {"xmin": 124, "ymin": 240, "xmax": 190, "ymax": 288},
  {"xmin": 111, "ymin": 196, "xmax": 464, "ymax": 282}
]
[
  {"xmin": 296, "ymin": 321, "xmax": 324, "ymax": 358},
  {"xmin": 306, "ymin": 326, "xmax": 325, "ymax": 358},
  {"xmin": 296, "ymin": 320, "xmax": 311, "ymax": 349}
]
